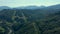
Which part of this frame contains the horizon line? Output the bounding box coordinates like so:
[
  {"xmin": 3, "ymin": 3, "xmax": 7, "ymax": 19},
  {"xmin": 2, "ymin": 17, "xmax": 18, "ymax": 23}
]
[{"xmin": 0, "ymin": 4, "xmax": 60, "ymax": 8}]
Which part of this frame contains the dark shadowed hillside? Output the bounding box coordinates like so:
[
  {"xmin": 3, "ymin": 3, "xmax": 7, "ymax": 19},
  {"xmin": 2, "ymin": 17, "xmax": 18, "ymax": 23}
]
[{"xmin": 0, "ymin": 4, "xmax": 60, "ymax": 34}]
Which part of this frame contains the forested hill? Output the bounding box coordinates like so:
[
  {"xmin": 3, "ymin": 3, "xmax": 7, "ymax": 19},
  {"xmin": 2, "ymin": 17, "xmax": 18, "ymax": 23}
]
[{"xmin": 0, "ymin": 5, "xmax": 60, "ymax": 34}]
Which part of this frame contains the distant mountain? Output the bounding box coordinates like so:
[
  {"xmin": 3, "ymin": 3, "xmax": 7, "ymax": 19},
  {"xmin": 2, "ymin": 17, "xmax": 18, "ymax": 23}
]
[
  {"xmin": 0, "ymin": 6, "xmax": 11, "ymax": 10},
  {"xmin": 43, "ymin": 4, "xmax": 60, "ymax": 13},
  {"xmin": 14, "ymin": 6, "xmax": 46, "ymax": 9},
  {"xmin": 0, "ymin": 4, "xmax": 60, "ymax": 13},
  {"xmin": 0, "ymin": 4, "xmax": 60, "ymax": 10},
  {"xmin": 47, "ymin": 4, "xmax": 60, "ymax": 9},
  {"xmin": 14, "ymin": 4, "xmax": 60, "ymax": 10}
]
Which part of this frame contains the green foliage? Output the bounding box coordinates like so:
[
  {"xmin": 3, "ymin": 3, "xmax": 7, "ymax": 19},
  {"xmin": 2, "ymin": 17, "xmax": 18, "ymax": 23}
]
[
  {"xmin": 0, "ymin": 26, "xmax": 5, "ymax": 33},
  {"xmin": 0, "ymin": 9, "xmax": 60, "ymax": 34}
]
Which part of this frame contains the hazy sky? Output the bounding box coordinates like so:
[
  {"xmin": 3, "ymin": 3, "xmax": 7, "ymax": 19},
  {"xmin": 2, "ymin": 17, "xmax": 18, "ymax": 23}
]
[{"xmin": 0, "ymin": 0, "xmax": 60, "ymax": 7}]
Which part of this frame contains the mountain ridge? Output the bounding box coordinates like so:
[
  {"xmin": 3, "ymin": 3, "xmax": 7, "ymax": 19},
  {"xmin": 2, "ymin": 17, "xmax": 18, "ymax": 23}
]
[{"xmin": 0, "ymin": 4, "xmax": 60, "ymax": 10}]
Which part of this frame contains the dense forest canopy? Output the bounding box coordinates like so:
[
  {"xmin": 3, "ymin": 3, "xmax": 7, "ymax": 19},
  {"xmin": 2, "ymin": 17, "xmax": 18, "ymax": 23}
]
[{"xmin": 0, "ymin": 5, "xmax": 60, "ymax": 34}]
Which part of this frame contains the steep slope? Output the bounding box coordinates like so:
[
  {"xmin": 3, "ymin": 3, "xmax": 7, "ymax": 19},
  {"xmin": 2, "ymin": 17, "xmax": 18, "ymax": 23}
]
[{"xmin": 0, "ymin": 9, "xmax": 60, "ymax": 34}]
